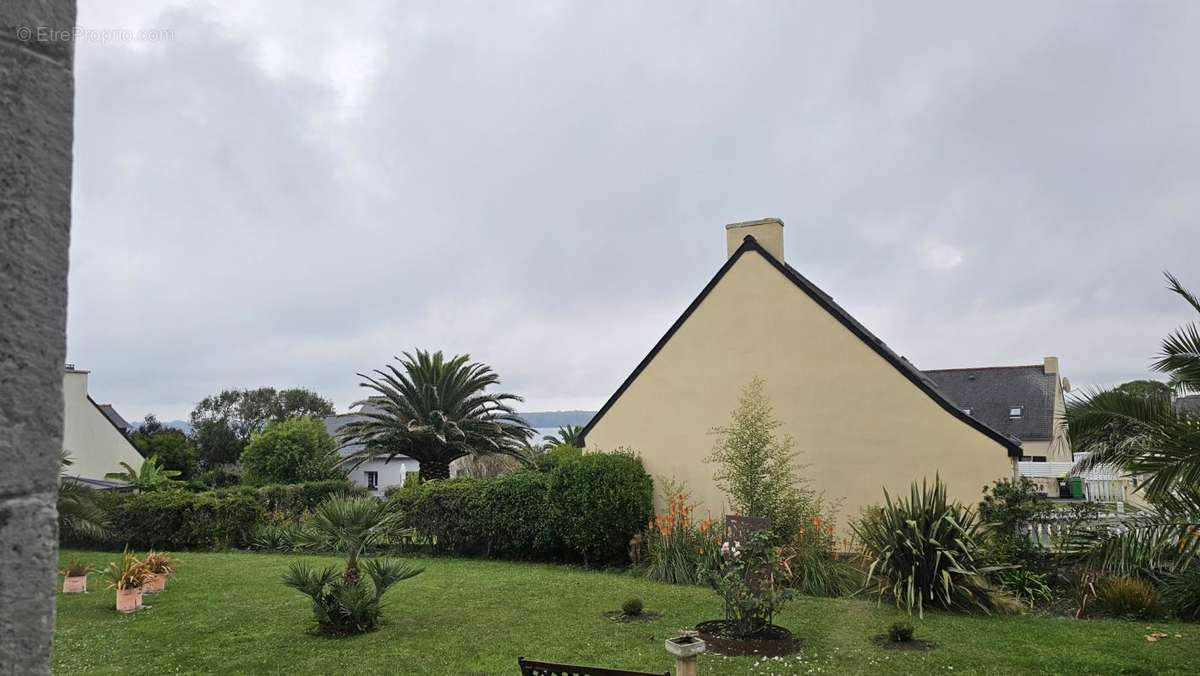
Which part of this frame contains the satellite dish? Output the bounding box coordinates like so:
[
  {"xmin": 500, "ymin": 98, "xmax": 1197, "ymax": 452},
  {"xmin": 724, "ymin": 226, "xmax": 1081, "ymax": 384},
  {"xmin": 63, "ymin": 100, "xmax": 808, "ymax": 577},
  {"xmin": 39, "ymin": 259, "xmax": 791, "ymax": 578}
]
[{"xmin": 1061, "ymin": 377, "xmax": 1072, "ymax": 393}]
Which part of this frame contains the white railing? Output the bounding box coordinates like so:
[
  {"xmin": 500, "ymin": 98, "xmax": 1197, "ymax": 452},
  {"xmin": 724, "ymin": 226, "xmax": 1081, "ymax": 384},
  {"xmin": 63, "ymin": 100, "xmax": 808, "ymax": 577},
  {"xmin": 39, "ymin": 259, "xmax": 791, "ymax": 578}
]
[
  {"xmin": 1024, "ymin": 511, "xmax": 1132, "ymax": 550},
  {"xmin": 1014, "ymin": 452, "xmax": 1134, "ymax": 504}
]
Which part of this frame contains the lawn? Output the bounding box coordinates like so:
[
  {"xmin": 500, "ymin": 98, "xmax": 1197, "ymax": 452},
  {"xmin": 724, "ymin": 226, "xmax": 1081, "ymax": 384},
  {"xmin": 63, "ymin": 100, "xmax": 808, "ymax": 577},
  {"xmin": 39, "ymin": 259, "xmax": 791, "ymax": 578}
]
[{"xmin": 55, "ymin": 550, "xmax": 1195, "ymax": 675}]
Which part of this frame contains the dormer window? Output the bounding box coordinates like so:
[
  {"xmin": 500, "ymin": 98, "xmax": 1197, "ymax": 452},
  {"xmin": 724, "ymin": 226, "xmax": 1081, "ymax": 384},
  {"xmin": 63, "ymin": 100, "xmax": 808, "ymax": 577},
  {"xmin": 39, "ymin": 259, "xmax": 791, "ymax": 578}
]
[{"xmin": 1009, "ymin": 406, "xmax": 1023, "ymax": 419}]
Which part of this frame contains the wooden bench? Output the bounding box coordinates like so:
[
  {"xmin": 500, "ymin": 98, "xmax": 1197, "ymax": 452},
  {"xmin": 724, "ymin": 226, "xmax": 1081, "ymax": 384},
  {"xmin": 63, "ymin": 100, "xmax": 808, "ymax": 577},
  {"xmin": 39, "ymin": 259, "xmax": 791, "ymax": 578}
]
[{"xmin": 517, "ymin": 657, "xmax": 669, "ymax": 676}]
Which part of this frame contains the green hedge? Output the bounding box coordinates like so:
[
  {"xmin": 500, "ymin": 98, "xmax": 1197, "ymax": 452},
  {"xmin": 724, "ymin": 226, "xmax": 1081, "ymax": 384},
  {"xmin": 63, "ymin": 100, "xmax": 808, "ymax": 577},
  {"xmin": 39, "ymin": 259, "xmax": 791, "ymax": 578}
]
[
  {"xmin": 391, "ymin": 451, "xmax": 651, "ymax": 565},
  {"xmin": 107, "ymin": 491, "xmax": 264, "ymax": 550},
  {"xmin": 224, "ymin": 480, "xmax": 365, "ymax": 517},
  {"xmin": 546, "ymin": 451, "xmax": 653, "ymax": 565}
]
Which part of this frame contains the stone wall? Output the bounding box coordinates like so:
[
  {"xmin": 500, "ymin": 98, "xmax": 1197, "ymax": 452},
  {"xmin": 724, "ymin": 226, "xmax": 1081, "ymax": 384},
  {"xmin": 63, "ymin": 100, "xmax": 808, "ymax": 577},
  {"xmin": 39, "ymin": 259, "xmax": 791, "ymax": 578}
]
[{"xmin": 0, "ymin": 1, "xmax": 76, "ymax": 673}]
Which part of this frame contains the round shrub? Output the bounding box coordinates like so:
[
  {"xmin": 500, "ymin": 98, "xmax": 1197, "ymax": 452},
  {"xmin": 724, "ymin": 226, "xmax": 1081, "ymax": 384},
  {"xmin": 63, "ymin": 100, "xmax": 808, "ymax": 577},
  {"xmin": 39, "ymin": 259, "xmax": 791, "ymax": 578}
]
[
  {"xmin": 547, "ymin": 450, "xmax": 653, "ymax": 566},
  {"xmin": 888, "ymin": 621, "xmax": 914, "ymax": 643},
  {"xmin": 622, "ymin": 597, "xmax": 643, "ymax": 616},
  {"xmin": 241, "ymin": 417, "xmax": 341, "ymax": 486}
]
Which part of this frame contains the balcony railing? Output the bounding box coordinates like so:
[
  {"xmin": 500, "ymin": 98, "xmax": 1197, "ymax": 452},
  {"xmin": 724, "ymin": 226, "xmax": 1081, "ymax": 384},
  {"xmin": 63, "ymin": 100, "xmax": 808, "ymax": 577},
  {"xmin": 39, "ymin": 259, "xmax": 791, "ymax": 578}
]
[{"xmin": 1015, "ymin": 452, "xmax": 1134, "ymax": 503}]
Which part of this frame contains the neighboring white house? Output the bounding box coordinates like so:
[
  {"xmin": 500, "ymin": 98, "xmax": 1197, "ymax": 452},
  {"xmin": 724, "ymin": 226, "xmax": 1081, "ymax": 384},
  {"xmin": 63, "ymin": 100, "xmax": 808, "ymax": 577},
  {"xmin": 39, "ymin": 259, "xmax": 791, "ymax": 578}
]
[
  {"xmin": 62, "ymin": 366, "xmax": 143, "ymax": 482},
  {"xmin": 324, "ymin": 413, "xmax": 418, "ymax": 493}
]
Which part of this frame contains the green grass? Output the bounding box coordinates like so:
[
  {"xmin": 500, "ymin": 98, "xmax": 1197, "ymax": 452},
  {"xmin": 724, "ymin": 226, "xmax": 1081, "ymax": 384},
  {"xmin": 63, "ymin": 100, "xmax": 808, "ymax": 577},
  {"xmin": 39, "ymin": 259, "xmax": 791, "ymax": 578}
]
[{"xmin": 55, "ymin": 550, "xmax": 1195, "ymax": 675}]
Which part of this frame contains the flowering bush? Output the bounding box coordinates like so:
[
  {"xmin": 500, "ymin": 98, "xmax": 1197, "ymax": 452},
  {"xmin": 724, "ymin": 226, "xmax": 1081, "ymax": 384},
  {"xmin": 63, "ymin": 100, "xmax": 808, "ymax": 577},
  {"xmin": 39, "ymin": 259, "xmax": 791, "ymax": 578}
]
[
  {"xmin": 779, "ymin": 514, "xmax": 860, "ymax": 597},
  {"xmin": 705, "ymin": 530, "xmax": 796, "ymax": 637},
  {"xmin": 639, "ymin": 485, "xmax": 720, "ymax": 585}
]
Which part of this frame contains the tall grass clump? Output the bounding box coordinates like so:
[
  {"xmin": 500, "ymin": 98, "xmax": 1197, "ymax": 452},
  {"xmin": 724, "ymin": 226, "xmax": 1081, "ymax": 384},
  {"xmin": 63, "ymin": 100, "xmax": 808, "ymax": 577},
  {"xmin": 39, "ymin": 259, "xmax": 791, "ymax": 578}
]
[{"xmin": 639, "ymin": 483, "xmax": 720, "ymax": 585}]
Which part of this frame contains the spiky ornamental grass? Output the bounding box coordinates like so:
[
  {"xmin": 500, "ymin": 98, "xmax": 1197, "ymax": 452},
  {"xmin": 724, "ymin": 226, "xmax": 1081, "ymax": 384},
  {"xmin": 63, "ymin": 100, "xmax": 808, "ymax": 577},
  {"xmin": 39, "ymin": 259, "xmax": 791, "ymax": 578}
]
[{"xmin": 853, "ymin": 477, "xmax": 1011, "ymax": 618}]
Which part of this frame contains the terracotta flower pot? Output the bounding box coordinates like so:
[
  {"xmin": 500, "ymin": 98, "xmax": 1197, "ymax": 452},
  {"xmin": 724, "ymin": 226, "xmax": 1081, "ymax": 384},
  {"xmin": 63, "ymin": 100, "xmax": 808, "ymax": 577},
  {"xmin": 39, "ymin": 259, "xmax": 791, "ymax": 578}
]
[
  {"xmin": 63, "ymin": 576, "xmax": 87, "ymax": 594},
  {"xmin": 143, "ymin": 573, "xmax": 166, "ymax": 593},
  {"xmin": 115, "ymin": 587, "xmax": 143, "ymax": 613}
]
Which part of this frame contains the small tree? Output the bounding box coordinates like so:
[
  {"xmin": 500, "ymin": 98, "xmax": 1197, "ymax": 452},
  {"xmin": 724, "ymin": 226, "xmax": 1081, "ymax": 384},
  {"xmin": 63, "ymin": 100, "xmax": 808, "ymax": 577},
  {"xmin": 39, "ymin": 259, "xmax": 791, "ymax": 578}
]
[
  {"xmin": 978, "ymin": 477, "xmax": 1051, "ymax": 563},
  {"xmin": 706, "ymin": 377, "xmax": 813, "ymax": 536},
  {"xmin": 241, "ymin": 417, "xmax": 342, "ymax": 485}
]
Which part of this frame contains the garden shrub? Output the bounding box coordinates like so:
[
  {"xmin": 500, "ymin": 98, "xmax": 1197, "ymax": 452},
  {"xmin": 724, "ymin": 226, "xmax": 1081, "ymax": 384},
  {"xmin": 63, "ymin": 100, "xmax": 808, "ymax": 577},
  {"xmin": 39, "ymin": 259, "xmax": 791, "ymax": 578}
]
[
  {"xmin": 478, "ymin": 471, "xmax": 556, "ymax": 558},
  {"xmin": 888, "ymin": 621, "xmax": 914, "ymax": 643},
  {"xmin": 853, "ymin": 476, "xmax": 1014, "ymax": 617},
  {"xmin": 392, "ymin": 451, "xmax": 652, "ymax": 564},
  {"xmin": 108, "ymin": 490, "xmax": 264, "ymax": 550},
  {"xmin": 240, "ymin": 416, "xmax": 342, "ymax": 485},
  {"xmin": 639, "ymin": 483, "xmax": 720, "ymax": 585},
  {"xmin": 192, "ymin": 465, "xmax": 241, "ymax": 489},
  {"xmin": 1094, "ymin": 576, "xmax": 1161, "ymax": 619},
  {"xmin": 978, "ymin": 477, "xmax": 1051, "ymax": 564},
  {"xmin": 255, "ymin": 480, "xmax": 365, "ymax": 518},
  {"xmin": 392, "ymin": 478, "xmax": 489, "ymax": 555},
  {"xmin": 780, "ymin": 514, "xmax": 860, "ymax": 598},
  {"xmin": 547, "ymin": 450, "xmax": 653, "ymax": 566},
  {"xmin": 534, "ymin": 443, "xmax": 582, "ymax": 472},
  {"xmin": 704, "ymin": 530, "xmax": 796, "ymax": 637},
  {"xmin": 622, "ymin": 597, "xmax": 644, "ymax": 616},
  {"xmin": 1162, "ymin": 567, "xmax": 1200, "ymax": 620}
]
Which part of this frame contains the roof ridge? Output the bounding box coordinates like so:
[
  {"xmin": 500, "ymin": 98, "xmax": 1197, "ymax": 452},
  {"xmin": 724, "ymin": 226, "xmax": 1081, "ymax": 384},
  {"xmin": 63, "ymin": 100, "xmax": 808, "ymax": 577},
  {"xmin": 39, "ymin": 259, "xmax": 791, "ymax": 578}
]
[
  {"xmin": 923, "ymin": 364, "xmax": 1045, "ymax": 373},
  {"xmin": 580, "ymin": 234, "xmax": 1021, "ymax": 456}
]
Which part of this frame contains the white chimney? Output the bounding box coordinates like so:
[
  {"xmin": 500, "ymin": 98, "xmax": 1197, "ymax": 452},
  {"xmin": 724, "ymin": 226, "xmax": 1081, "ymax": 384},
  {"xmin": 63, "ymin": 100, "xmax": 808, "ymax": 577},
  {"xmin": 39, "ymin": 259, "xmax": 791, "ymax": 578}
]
[{"xmin": 726, "ymin": 218, "xmax": 784, "ymax": 260}]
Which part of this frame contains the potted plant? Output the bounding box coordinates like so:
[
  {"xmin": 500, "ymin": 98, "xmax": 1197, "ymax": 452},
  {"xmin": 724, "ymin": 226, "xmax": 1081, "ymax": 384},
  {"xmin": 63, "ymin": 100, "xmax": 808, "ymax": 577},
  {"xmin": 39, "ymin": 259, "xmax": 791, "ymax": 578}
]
[
  {"xmin": 103, "ymin": 549, "xmax": 150, "ymax": 613},
  {"xmin": 142, "ymin": 551, "xmax": 177, "ymax": 593},
  {"xmin": 60, "ymin": 560, "xmax": 92, "ymax": 594}
]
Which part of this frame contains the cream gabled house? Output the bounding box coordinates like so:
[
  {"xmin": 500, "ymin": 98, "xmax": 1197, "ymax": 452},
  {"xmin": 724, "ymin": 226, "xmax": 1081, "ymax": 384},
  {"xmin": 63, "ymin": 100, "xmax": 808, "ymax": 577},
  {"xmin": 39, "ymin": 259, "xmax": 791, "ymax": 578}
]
[
  {"xmin": 62, "ymin": 366, "xmax": 143, "ymax": 484},
  {"xmin": 579, "ymin": 219, "xmax": 1023, "ymax": 526}
]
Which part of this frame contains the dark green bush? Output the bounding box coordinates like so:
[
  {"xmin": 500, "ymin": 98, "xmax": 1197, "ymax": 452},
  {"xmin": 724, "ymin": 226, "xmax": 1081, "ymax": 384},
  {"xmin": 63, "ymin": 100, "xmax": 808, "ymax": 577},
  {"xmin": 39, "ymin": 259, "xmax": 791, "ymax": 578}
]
[
  {"xmin": 888, "ymin": 621, "xmax": 914, "ymax": 643},
  {"xmin": 391, "ymin": 478, "xmax": 489, "ymax": 555},
  {"xmin": 1162, "ymin": 567, "xmax": 1200, "ymax": 620},
  {"xmin": 534, "ymin": 443, "xmax": 582, "ymax": 472},
  {"xmin": 255, "ymin": 480, "xmax": 365, "ymax": 517},
  {"xmin": 622, "ymin": 597, "xmax": 643, "ymax": 616},
  {"xmin": 547, "ymin": 451, "xmax": 653, "ymax": 566},
  {"xmin": 108, "ymin": 490, "xmax": 264, "ymax": 550},
  {"xmin": 193, "ymin": 465, "xmax": 241, "ymax": 488},
  {"xmin": 392, "ymin": 452, "xmax": 652, "ymax": 565}
]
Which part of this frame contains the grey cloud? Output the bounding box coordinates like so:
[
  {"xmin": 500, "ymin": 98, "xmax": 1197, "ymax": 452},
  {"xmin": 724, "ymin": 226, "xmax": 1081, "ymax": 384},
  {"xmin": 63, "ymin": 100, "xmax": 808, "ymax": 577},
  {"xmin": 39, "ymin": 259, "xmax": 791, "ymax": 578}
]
[{"xmin": 67, "ymin": 1, "xmax": 1200, "ymax": 419}]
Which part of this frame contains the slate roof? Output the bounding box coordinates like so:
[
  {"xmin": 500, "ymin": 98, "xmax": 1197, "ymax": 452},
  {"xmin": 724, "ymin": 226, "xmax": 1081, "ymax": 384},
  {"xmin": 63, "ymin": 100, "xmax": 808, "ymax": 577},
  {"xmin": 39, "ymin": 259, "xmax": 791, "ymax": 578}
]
[
  {"xmin": 325, "ymin": 411, "xmax": 414, "ymax": 461},
  {"xmin": 96, "ymin": 403, "xmax": 131, "ymax": 432},
  {"xmin": 580, "ymin": 235, "xmax": 1022, "ymax": 455},
  {"xmin": 921, "ymin": 365, "xmax": 1056, "ymax": 442}
]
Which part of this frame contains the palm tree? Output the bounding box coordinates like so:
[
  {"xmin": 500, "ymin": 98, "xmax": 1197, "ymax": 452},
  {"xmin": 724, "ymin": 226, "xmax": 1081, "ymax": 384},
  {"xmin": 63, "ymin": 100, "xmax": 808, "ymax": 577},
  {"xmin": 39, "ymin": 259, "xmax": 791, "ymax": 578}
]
[
  {"xmin": 58, "ymin": 450, "xmax": 111, "ymax": 541},
  {"xmin": 542, "ymin": 424, "xmax": 584, "ymax": 449},
  {"xmin": 1066, "ymin": 272, "xmax": 1200, "ymax": 573},
  {"xmin": 104, "ymin": 456, "xmax": 182, "ymax": 491},
  {"xmin": 339, "ymin": 350, "xmax": 534, "ymax": 481},
  {"xmin": 283, "ymin": 495, "xmax": 423, "ymax": 634},
  {"xmin": 298, "ymin": 495, "xmax": 407, "ymax": 582}
]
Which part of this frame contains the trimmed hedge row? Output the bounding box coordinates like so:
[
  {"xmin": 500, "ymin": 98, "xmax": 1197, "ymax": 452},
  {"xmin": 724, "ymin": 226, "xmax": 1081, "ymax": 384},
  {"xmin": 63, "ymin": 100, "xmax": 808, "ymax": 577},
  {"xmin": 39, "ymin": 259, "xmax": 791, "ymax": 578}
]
[
  {"xmin": 389, "ymin": 451, "xmax": 653, "ymax": 565},
  {"xmin": 215, "ymin": 479, "xmax": 366, "ymax": 517},
  {"xmin": 106, "ymin": 490, "xmax": 264, "ymax": 550},
  {"xmin": 93, "ymin": 480, "xmax": 364, "ymax": 550}
]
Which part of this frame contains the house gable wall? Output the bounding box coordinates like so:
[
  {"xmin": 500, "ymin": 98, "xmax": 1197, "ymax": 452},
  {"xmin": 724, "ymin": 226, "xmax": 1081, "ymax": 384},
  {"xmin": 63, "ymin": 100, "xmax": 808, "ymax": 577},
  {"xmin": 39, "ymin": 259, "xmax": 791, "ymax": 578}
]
[
  {"xmin": 584, "ymin": 249, "xmax": 1014, "ymax": 526},
  {"xmin": 62, "ymin": 372, "xmax": 144, "ymax": 480}
]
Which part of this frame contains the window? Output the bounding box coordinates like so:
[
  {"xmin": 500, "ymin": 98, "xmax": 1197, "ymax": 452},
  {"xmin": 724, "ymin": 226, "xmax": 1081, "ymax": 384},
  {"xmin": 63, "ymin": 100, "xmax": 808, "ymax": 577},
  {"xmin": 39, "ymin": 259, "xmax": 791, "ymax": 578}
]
[
  {"xmin": 365, "ymin": 471, "xmax": 379, "ymax": 491},
  {"xmin": 1020, "ymin": 455, "xmax": 1047, "ymax": 463},
  {"xmin": 1009, "ymin": 406, "xmax": 1023, "ymax": 419}
]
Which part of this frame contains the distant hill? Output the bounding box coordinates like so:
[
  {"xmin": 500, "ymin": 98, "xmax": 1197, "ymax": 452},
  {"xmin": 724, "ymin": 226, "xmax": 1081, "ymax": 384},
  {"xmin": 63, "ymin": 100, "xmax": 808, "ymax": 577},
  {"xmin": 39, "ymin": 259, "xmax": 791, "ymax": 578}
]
[
  {"xmin": 519, "ymin": 410, "xmax": 596, "ymax": 428},
  {"xmin": 163, "ymin": 420, "xmax": 193, "ymax": 434},
  {"xmin": 159, "ymin": 412, "xmax": 596, "ymax": 435}
]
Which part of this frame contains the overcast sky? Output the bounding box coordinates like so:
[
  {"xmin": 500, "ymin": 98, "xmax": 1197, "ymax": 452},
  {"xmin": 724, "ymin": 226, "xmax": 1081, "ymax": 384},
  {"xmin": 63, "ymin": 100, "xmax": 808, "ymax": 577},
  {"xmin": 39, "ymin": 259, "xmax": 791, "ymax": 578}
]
[{"xmin": 67, "ymin": 1, "xmax": 1200, "ymax": 422}]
